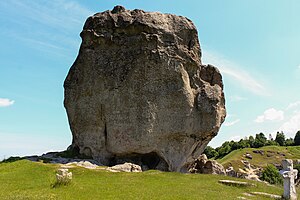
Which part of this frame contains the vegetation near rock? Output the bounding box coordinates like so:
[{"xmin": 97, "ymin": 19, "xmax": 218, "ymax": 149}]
[
  {"xmin": 0, "ymin": 160, "xmax": 288, "ymax": 199},
  {"xmin": 205, "ymin": 130, "xmax": 300, "ymax": 160},
  {"xmin": 275, "ymin": 131, "xmax": 285, "ymax": 146},
  {"xmin": 204, "ymin": 146, "xmax": 219, "ymax": 159},
  {"xmin": 260, "ymin": 165, "xmax": 283, "ymax": 185},
  {"xmin": 294, "ymin": 131, "xmax": 300, "ymax": 145}
]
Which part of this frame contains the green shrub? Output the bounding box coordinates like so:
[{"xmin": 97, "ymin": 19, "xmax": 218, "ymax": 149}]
[
  {"xmin": 204, "ymin": 146, "xmax": 218, "ymax": 159},
  {"xmin": 1, "ymin": 156, "xmax": 24, "ymax": 163},
  {"xmin": 57, "ymin": 146, "xmax": 92, "ymax": 159},
  {"xmin": 260, "ymin": 165, "xmax": 283, "ymax": 185}
]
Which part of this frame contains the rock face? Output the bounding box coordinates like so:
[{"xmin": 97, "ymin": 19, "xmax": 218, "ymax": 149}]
[
  {"xmin": 189, "ymin": 154, "xmax": 226, "ymax": 175},
  {"xmin": 64, "ymin": 6, "xmax": 226, "ymax": 172}
]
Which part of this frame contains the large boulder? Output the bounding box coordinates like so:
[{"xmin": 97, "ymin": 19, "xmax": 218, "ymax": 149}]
[
  {"xmin": 64, "ymin": 6, "xmax": 226, "ymax": 172},
  {"xmin": 189, "ymin": 154, "xmax": 226, "ymax": 175}
]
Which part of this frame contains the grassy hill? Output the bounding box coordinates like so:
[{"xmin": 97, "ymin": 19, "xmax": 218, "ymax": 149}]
[
  {"xmin": 218, "ymin": 145, "xmax": 300, "ymax": 171},
  {"xmin": 0, "ymin": 159, "xmax": 294, "ymax": 200}
]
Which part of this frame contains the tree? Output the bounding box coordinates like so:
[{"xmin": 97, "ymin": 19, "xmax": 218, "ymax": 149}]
[
  {"xmin": 285, "ymin": 138, "xmax": 294, "ymax": 146},
  {"xmin": 260, "ymin": 165, "xmax": 283, "ymax": 185},
  {"xmin": 266, "ymin": 140, "xmax": 279, "ymax": 146},
  {"xmin": 248, "ymin": 136, "xmax": 255, "ymax": 148},
  {"xmin": 253, "ymin": 133, "xmax": 267, "ymax": 148},
  {"xmin": 238, "ymin": 139, "xmax": 250, "ymax": 149},
  {"xmin": 294, "ymin": 130, "xmax": 300, "ymax": 146},
  {"xmin": 216, "ymin": 142, "xmax": 232, "ymax": 158},
  {"xmin": 230, "ymin": 140, "xmax": 239, "ymax": 151},
  {"xmin": 204, "ymin": 146, "xmax": 218, "ymax": 159},
  {"xmin": 275, "ymin": 131, "xmax": 285, "ymax": 146}
]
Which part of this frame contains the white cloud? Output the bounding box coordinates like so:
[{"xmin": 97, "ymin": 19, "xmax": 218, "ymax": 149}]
[
  {"xmin": 286, "ymin": 101, "xmax": 300, "ymax": 110},
  {"xmin": 278, "ymin": 111, "xmax": 300, "ymax": 137},
  {"xmin": 202, "ymin": 50, "xmax": 269, "ymax": 96},
  {"xmin": 298, "ymin": 65, "xmax": 300, "ymax": 69},
  {"xmin": 0, "ymin": 98, "xmax": 14, "ymax": 107},
  {"xmin": 229, "ymin": 95, "xmax": 247, "ymax": 102},
  {"xmin": 224, "ymin": 119, "xmax": 240, "ymax": 127},
  {"xmin": 254, "ymin": 108, "xmax": 284, "ymax": 123}
]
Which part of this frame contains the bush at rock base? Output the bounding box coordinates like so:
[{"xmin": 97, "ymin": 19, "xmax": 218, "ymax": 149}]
[{"xmin": 260, "ymin": 165, "xmax": 283, "ymax": 185}]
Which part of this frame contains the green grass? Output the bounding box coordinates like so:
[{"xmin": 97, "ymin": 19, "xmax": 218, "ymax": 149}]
[
  {"xmin": 218, "ymin": 145, "xmax": 300, "ymax": 171},
  {"xmin": 0, "ymin": 160, "xmax": 288, "ymax": 200}
]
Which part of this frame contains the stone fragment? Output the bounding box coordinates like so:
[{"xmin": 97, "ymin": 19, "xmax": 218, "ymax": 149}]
[
  {"xmin": 202, "ymin": 160, "xmax": 226, "ymax": 175},
  {"xmin": 249, "ymin": 192, "xmax": 281, "ymax": 199},
  {"xmin": 238, "ymin": 160, "xmax": 262, "ymax": 182},
  {"xmin": 107, "ymin": 162, "xmax": 142, "ymax": 172},
  {"xmin": 245, "ymin": 153, "xmax": 252, "ymax": 159},
  {"xmin": 252, "ymin": 150, "xmax": 264, "ymax": 155},
  {"xmin": 225, "ymin": 166, "xmax": 237, "ymax": 177},
  {"xmin": 56, "ymin": 168, "xmax": 72, "ymax": 184},
  {"xmin": 64, "ymin": 5, "xmax": 226, "ymax": 172},
  {"xmin": 218, "ymin": 180, "xmax": 256, "ymax": 187},
  {"xmin": 188, "ymin": 154, "xmax": 225, "ymax": 175}
]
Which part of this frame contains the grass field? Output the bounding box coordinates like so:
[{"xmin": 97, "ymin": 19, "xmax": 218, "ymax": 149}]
[
  {"xmin": 218, "ymin": 145, "xmax": 300, "ymax": 171},
  {"xmin": 0, "ymin": 159, "xmax": 290, "ymax": 200}
]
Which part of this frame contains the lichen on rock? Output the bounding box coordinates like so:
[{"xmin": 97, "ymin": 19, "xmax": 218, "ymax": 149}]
[{"xmin": 64, "ymin": 5, "xmax": 226, "ymax": 172}]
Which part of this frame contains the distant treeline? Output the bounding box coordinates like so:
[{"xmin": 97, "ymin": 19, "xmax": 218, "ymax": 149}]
[{"xmin": 205, "ymin": 130, "xmax": 300, "ymax": 159}]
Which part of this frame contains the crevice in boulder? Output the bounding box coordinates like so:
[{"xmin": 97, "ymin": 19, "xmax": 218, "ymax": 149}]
[
  {"xmin": 108, "ymin": 152, "xmax": 169, "ymax": 171},
  {"xmin": 104, "ymin": 122, "xmax": 108, "ymax": 147}
]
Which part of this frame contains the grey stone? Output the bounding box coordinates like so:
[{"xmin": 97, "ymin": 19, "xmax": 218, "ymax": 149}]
[
  {"xmin": 202, "ymin": 160, "xmax": 226, "ymax": 175},
  {"xmin": 189, "ymin": 154, "xmax": 225, "ymax": 175},
  {"xmin": 64, "ymin": 6, "xmax": 226, "ymax": 172},
  {"xmin": 250, "ymin": 192, "xmax": 281, "ymax": 199},
  {"xmin": 107, "ymin": 162, "xmax": 142, "ymax": 172},
  {"xmin": 218, "ymin": 180, "xmax": 256, "ymax": 187},
  {"xmin": 225, "ymin": 166, "xmax": 237, "ymax": 177},
  {"xmin": 245, "ymin": 153, "xmax": 252, "ymax": 159},
  {"xmin": 56, "ymin": 168, "xmax": 72, "ymax": 184}
]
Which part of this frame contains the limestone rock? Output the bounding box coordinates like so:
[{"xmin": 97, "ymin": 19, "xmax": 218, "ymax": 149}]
[
  {"xmin": 245, "ymin": 153, "xmax": 252, "ymax": 159},
  {"xmin": 202, "ymin": 160, "xmax": 226, "ymax": 175},
  {"xmin": 189, "ymin": 154, "xmax": 226, "ymax": 175},
  {"xmin": 188, "ymin": 154, "xmax": 208, "ymax": 173},
  {"xmin": 218, "ymin": 180, "xmax": 256, "ymax": 187},
  {"xmin": 107, "ymin": 162, "xmax": 142, "ymax": 172},
  {"xmin": 56, "ymin": 168, "xmax": 72, "ymax": 184},
  {"xmin": 238, "ymin": 160, "xmax": 262, "ymax": 181},
  {"xmin": 63, "ymin": 161, "xmax": 99, "ymax": 169},
  {"xmin": 64, "ymin": 6, "xmax": 226, "ymax": 172},
  {"xmin": 225, "ymin": 166, "xmax": 237, "ymax": 177}
]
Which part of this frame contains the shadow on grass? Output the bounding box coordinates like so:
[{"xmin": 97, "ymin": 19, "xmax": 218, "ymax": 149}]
[{"xmin": 51, "ymin": 181, "xmax": 72, "ymax": 189}]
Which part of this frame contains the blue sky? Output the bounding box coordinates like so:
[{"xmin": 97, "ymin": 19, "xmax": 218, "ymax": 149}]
[{"xmin": 1, "ymin": 0, "xmax": 300, "ymax": 159}]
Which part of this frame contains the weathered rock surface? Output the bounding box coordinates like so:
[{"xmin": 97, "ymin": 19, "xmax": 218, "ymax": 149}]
[
  {"xmin": 107, "ymin": 162, "xmax": 142, "ymax": 172},
  {"xmin": 56, "ymin": 168, "xmax": 72, "ymax": 184},
  {"xmin": 238, "ymin": 160, "xmax": 262, "ymax": 182},
  {"xmin": 189, "ymin": 154, "xmax": 226, "ymax": 175},
  {"xmin": 64, "ymin": 6, "xmax": 226, "ymax": 172}
]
